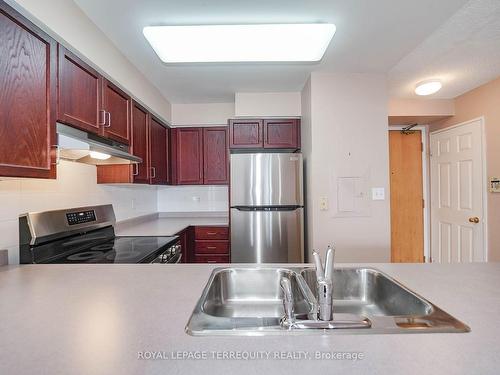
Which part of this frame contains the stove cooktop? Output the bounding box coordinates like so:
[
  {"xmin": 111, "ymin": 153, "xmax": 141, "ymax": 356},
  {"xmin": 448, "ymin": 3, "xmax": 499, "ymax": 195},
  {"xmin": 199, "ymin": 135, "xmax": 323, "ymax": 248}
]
[{"xmin": 30, "ymin": 227, "xmax": 178, "ymax": 264}]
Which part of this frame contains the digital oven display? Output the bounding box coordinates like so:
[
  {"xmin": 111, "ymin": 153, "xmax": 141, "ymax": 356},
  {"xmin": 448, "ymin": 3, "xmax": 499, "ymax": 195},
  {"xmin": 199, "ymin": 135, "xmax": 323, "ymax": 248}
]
[{"xmin": 66, "ymin": 210, "xmax": 96, "ymax": 226}]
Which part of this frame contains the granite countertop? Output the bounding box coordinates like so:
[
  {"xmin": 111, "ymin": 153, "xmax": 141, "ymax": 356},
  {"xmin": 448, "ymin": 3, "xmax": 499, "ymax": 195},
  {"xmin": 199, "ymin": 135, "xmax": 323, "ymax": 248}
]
[
  {"xmin": 115, "ymin": 211, "xmax": 229, "ymax": 236},
  {"xmin": 0, "ymin": 262, "xmax": 499, "ymax": 374}
]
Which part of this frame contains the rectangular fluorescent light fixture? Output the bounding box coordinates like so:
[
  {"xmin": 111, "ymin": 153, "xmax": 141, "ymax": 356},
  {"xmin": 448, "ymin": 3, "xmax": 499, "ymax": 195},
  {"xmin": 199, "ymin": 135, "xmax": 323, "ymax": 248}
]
[{"xmin": 143, "ymin": 24, "xmax": 336, "ymax": 63}]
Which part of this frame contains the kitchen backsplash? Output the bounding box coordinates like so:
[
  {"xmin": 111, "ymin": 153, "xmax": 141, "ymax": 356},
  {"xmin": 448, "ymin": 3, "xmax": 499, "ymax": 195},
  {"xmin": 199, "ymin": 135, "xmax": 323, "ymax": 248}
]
[
  {"xmin": 0, "ymin": 160, "xmax": 158, "ymax": 265},
  {"xmin": 0, "ymin": 161, "xmax": 229, "ymax": 265},
  {"xmin": 157, "ymin": 185, "xmax": 229, "ymax": 212}
]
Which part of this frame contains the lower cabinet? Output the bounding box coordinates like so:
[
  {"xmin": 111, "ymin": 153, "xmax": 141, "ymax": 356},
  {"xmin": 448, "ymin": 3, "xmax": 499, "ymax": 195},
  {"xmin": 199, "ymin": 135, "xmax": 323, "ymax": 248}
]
[{"xmin": 182, "ymin": 225, "xmax": 230, "ymax": 263}]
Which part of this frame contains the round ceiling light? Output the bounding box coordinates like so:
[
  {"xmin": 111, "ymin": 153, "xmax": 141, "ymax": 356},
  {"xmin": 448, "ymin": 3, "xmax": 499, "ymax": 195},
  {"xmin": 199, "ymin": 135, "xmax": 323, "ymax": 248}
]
[{"xmin": 415, "ymin": 80, "xmax": 442, "ymax": 96}]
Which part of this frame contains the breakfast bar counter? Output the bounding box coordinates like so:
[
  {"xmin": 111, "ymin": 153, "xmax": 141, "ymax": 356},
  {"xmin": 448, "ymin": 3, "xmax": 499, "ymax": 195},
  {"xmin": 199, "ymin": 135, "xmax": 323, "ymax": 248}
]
[{"xmin": 0, "ymin": 263, "xmax": 499, "ymax": 375}]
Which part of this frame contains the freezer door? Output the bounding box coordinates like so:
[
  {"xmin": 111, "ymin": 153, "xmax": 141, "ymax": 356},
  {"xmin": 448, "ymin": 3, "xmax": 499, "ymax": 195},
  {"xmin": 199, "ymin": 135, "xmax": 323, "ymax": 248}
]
[
  {"xmin": 230, "ymin": 153, "xmax": 303, "ymax": 206},
  {"xmin": 230, "ymin": 207, "xmax": 304, "ymax": 263}
]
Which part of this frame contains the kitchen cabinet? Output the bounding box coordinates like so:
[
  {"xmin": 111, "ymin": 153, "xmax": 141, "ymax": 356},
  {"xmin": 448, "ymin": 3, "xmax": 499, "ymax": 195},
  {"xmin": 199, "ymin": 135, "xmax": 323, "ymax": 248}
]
[
  {"xmin": 171, "ymin": 126, "xmax": 228, "ymax": 185},
  {"xmin": 171, "ymin": 127, "xmax": 204, "ymax": 185},
  {"xmin": 96, "ymin": 101, "xmax": 151, "ymax": 184},
  {"xmin": 203, "ymin": 127, "xmax": 228, "ymax": 184},
  {"xmin": 58, "ymin": 46, "xmax": 131, "ymax": 144},
  {"xmin": 0, "ymin": 2, "xmax": 57, "ymax": 179},
  {"xmin": 193, "ymin": 226, "xmax": 230, "ymax": 263},
  {"xmin": 263, "ymin": 119, "xmax": 300, "ymax": 149},
  {"xmin": 57, "ymin": 45, "xmax": 102, "ymax": 134},
  {"xmin": 101, "ymin": 79, "xmax": 131, "ymax": 144},
  {"xmin": 229, "ymin": 118, "xmax": 301, "ymax": 150},
  {"xmin": 149, "ymin": 116, "xmax": 170, "ymax": 185},
  {"xmin": 228, "ymin": 119, "xmax": 263, "ymax": 149}
]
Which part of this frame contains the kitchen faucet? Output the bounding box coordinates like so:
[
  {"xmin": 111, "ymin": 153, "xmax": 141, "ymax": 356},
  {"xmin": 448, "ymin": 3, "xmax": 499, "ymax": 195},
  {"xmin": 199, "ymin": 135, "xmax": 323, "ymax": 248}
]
[{"xmin": 313, "ymin": 245, "xmax": 335, "ymax": 321}]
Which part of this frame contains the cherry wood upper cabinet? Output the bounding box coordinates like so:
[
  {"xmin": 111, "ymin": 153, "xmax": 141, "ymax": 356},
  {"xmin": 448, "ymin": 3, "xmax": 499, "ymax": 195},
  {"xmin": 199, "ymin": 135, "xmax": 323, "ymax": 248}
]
[
  {"xmin": 130, "ymin": 101, "xmax": 150, "ymax": 183},
  {"xmin": 229, "ymin": 119, "xmax": 263, "ymax": 149},
  {"xmin": 101, "ymin": 79, "xmax": 131, "ymax": 144},
  {"xmin": 149, "ymin": 116, "xmax": 169, "ymax": 185},
  {"xmin": 203, "ymin": 127, "xmax": 228, "ymax": 185},
  {"xmin": 171, "ymin": 127, "xmax": 204, "ymax": 185},
  {"xmin": 57, "ymin": 45, "xmax": 102, "ymax": 133},
  {"xmin": 263, "ymin": 119, "xmax": 300, "ymax": 149},
  {"xmin": 0, "ymin": 2, "xmax": 57, "ymax": 179},
  {"xmin": 229, "ymin": 118, "xmax": 300, "ymax": 150}
]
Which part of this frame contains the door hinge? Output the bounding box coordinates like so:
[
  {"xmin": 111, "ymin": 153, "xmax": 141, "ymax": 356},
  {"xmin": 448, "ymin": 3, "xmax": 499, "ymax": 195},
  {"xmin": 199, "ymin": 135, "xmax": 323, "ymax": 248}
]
[
  {"xmin": 422, "ymin": 199, "xmax": 425, "ymax": 208},
  {"xmin": 421, "ymin": 142, "xmax": 424, "ymax": 152}
]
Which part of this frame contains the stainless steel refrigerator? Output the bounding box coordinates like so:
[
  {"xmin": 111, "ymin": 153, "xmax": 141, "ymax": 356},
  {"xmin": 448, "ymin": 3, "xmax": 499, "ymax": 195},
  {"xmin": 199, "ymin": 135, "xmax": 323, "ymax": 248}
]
[{"xmin": 230, "ymin": 153, "xmax": 304, "ymax": 263}]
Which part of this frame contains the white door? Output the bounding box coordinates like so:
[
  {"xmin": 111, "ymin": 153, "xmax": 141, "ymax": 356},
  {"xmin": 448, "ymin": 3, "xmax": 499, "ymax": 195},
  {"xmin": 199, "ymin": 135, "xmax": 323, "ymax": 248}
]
[{"xmin": 430, "ymin": 119, "xmax": 486, "ymax": 263}]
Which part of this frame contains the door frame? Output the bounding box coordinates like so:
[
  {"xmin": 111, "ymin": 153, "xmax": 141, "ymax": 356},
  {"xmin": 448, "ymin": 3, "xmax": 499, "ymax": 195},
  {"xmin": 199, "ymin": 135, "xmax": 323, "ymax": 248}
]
[
  {"xmin": 388, "ymin": 125, "xmax": 430, "ymax": 262},
  {"xmin": 429, "ymin": 117, "xmax": 488, "ymax": 261}
]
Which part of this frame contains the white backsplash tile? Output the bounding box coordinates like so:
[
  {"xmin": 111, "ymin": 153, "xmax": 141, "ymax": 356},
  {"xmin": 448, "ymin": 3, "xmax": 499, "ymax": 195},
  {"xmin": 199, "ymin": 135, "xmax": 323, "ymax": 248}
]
[
  {"xmin": 157, "ymin": 185, "xmax": 229, "ymax": 212},
  {"xmin": 0, "ymin": 161, "xmax": 229, "ymax": 264}
]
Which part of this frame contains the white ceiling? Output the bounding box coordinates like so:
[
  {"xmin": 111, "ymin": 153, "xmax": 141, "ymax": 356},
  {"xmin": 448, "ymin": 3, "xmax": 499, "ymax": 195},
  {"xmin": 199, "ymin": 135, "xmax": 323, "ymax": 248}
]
[
  {"xmin": 73, "ymin": 0, "xmax": 490, "ymax": 103},
  {"xmin": 388, "ymin": 0, "xmax": 500, "ymax": 99}
]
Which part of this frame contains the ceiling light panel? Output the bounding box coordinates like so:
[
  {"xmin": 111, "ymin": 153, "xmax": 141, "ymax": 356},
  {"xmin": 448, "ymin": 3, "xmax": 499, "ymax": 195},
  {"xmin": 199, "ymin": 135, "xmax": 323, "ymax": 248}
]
[{"xmin": 143, "ymin": 24, "xmax": 336, "ymax": 63}]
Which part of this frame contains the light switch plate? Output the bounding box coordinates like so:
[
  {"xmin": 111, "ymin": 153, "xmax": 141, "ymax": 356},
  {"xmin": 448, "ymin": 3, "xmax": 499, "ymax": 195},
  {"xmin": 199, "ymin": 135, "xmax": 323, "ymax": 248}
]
[{"xmin": 371, "ymin": 187, "xmax": 385, "ymax": 200}]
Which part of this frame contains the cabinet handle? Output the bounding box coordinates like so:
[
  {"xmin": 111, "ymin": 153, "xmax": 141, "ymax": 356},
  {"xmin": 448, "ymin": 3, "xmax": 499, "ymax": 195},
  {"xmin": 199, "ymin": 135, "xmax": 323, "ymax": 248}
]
[
  {"xmin": 207, "ymin": 260, "xmax": 217, "ymax": 263},
  {"xmin": 206, "ymin": 246, "xmax": 217, "ymax": 250},
  {"xmin": 99, "ymin": 110, "xmax": 106, "ymax": 126},
  {"xmin": 52, "ymin": 145, "xmax": 60, "ymax": 165},
  {"xmin": 104, "ymin": 111, "xmax": 111, "ymax": 128},
  {"xmin": 151, "ymin": 167, "xmax": 156, "ymax": 179},
  {"xmin": 133, "ymin": 164, "xmax": 139, "ymax": 176},
  {"xmin": 206, "ymin": 232, "xmax": 217, "ymax": 235}
]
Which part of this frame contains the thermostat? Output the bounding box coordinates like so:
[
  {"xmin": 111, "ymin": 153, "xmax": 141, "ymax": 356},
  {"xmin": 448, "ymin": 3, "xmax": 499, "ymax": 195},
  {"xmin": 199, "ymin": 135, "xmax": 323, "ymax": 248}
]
[{"xmin": 489, "ymin": 177, "xmax": 500, "ymax": 193}]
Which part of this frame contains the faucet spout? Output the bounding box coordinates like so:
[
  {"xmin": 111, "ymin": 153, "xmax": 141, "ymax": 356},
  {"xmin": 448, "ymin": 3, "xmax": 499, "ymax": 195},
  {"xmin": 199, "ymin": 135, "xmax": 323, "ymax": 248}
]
[{"xmin": 280, "ymin": 277, "xmax": 295, "ymax": 327}]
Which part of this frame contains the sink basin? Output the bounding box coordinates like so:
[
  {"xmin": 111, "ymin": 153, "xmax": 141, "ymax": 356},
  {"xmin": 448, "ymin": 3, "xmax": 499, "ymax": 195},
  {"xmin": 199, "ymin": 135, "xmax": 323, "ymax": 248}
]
[
  {"xmin": 301, "ymin": 268, "xmax": 432, "ymax": 316},
  {"xmin": 202, "ymin": 268, "xmax": 317, "ymax": 319},
  {"xmin": 186, "ymin": 267, "xmax": 470, "ymax": 336}
]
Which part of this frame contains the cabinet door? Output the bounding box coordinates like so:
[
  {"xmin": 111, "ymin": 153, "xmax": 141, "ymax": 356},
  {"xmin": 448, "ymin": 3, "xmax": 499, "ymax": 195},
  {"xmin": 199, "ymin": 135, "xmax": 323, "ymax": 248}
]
[
  {"xmin": 57, "ymin": 45, "xmax": 102, "ymax": 133},
  {"xmin": 0, "ymin": 3, "xmax": 57, "ymax": 179},
  {"xmin": 131, "ymin": 101, "xmax": 149, "ymax": 183},
  {"xmin": 203, "ymin": 127, "xmax": 228, "ymax": 184},
  {"xmin": 172, "ymin": 128, "xmax": 204, "ymax": 185},
  {"xmin": 229, "ymin": 119, "xmax": 263, "ymax": 149},
  {"xmin": 149, "ymin": 116, "xmax": 169, "ymax": 185},
  {"xmin": 102, "ymin": 79, "xmax": 131, "ymax": 144},
  {"xmin": 263, "ymin": 119, "xmax": 300, "ymax": 149}
]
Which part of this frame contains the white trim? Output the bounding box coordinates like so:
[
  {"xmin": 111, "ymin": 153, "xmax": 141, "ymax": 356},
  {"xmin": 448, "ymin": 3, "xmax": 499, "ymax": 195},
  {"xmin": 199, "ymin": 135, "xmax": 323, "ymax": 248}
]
[
  {"xmin": 430, "ymin": 116, "xmax": 488, "ymax": 261},
  {"xmin": 388, "ymin": 125, "xmax": 430, "ymax": 262}
]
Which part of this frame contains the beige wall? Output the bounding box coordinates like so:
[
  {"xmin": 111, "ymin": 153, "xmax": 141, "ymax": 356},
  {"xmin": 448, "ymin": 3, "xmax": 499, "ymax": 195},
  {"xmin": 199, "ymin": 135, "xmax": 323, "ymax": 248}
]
[
  {"xmin": 235, "ymin": 92, "xmax": 301, "ymax": 117},
  {"xmin": 8, "ymin": 0, "xmax": 172, "ymax": 122},
  {"xmin": 430, "ymin": 76, "xmax": 500, "ymax": 260},
  {"xmin": 171, "ymin": 103, "xmax": 234, "ymax": 126},
  {"xmin": 303, "ymin": 73, "xmax": 391, "ymax": 262}
]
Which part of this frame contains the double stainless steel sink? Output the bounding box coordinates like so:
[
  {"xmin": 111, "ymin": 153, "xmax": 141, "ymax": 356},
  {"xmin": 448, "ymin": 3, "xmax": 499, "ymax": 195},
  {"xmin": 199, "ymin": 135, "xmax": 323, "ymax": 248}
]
[{"xmin": 186, "ymin": 267, "xmax": 470, "ymax": 336}]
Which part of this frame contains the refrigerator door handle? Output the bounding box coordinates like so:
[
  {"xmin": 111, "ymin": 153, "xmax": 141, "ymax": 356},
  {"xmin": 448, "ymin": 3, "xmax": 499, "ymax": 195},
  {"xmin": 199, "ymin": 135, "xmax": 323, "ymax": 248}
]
[{"xmin": 233, "ymin": 205, "xmax": 302, "ymax": 211}]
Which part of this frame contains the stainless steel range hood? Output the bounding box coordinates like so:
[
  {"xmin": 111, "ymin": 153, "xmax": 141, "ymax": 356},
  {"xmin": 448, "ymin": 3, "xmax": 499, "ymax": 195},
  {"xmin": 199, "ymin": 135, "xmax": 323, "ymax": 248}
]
[{"xmin": 57, "ymin": 123, "xmax": 142, "ymax": 165}]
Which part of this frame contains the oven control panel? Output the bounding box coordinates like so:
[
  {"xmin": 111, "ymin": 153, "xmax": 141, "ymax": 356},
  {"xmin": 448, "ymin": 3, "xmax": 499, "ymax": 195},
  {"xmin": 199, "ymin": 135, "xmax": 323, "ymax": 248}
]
[{"xmin": 66, "ymin": 210, "xmax": 96, "ymax": 226}]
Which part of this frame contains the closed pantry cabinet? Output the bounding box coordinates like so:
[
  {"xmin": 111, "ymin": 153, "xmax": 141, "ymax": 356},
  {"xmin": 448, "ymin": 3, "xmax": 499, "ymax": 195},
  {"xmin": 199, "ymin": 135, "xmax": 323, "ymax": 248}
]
[{"xmin": 0, "ymin": 2, "xmax": 57, "ymax": 179}]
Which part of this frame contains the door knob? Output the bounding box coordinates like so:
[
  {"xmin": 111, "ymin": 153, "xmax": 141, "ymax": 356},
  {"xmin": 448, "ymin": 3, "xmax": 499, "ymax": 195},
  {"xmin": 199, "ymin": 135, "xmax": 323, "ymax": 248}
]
[{"xmin": 468, "ymin": 217, "xmax": 480, "ymax": 224}]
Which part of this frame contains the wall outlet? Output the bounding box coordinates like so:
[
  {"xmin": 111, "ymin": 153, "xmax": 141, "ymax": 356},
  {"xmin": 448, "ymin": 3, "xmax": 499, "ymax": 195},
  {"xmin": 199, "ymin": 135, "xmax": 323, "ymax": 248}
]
[
  {"xmin": 371, "ymin": 187, "xmax": 385, "ymax": 200},
  {"xmin": 319, "ymin": 196, "xmax": 329, "ymax": 211}
]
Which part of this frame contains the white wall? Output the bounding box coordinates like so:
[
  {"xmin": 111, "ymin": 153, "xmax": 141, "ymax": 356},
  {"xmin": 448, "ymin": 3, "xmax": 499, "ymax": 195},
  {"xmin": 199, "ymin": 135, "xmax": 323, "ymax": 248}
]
[
  {"xmin": 157, "ymin": 186, "xmax": 228, "ymax": 212},
  {"xmin": 305, "ymin": 73, "xmax": 391, "ymax": 262},
  {"xmin": 235, "ymin": 92, "xmax": 301, "ymax": 117},
  {"xmin": 0, "ymin": 161, "xmax": 158, "ymax": 265},
  {"xmin": 7, "ymin": 0, "xmax": 172, "ymax": 122},
  {"xmin": 171, "ymin": 103, "xmax": 234, "ymax": 126}
]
